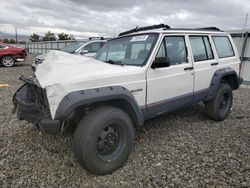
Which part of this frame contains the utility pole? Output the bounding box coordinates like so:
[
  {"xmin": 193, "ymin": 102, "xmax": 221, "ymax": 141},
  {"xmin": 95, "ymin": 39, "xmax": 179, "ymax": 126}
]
[{"xmin": 15, "ymin": 27, "xmax": 18, "ymax": 44}]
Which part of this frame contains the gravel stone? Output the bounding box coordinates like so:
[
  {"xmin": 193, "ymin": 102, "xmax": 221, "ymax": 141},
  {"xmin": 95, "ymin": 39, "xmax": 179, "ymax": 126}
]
[{"xmin": 0, "ymin": 54, "xmax": 249, "ymax": 187}]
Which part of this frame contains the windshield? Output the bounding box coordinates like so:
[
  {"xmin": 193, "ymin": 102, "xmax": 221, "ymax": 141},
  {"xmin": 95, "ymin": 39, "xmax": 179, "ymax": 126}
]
[
  {"xmin": 95, "ymin": 33, "xmax": 158, "ymax": 66},
  {"xmin": 61, "ymin": 41, "xmax": 86, "ymax": 53}
]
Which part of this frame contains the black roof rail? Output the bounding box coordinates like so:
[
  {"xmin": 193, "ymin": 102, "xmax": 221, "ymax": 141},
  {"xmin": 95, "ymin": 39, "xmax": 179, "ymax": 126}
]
[
  {"xmin": 197, "ymin": 27, "xmax": 222, "ymax": 31},
  {"xmin": 118, "ymin": 24, "xmax": 171, "ymax": 36},
  {"xmin": 89, "ymin": 37, "xmax": 105, "ymax": 40}
]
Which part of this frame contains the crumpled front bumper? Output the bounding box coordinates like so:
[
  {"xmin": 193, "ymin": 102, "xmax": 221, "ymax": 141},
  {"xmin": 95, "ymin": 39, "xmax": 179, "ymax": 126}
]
[{"xmin": 12, "ymin": 77, "xmax": 61, "ymax": 135}]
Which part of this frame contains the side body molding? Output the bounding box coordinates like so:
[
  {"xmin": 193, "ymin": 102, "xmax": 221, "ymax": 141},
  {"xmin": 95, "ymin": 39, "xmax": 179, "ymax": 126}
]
[
  {"xmin": 54, "ymin": 86, "xmax": 144, "ymax": 126},
  {"xmin": 206, "ymin": 67, "xmax": 239, "ymax": 101}
]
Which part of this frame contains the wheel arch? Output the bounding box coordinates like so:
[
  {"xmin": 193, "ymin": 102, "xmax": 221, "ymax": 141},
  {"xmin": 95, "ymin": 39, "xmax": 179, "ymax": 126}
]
[
  {"xmin": 1, "ymin": 54, "xmax": 13, "ymax": 59},
  {"xmin": 221, "ymin": 73, "xmax": 239, "ymax": 90},
  {"xmin": 206, "ymin": 67, "xmax": 240, "ymax": 100},
  {"xmin": 54, "ymin": 86, "xmax": 144, "ymax": 127}
]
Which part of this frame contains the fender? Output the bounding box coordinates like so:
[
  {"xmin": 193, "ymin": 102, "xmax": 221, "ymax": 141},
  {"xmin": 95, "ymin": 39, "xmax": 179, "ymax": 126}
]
[
  {"xmin": 206, "ymin": 67, "xmax": 239, "ymax": 100},
  {"xmin": 54, "ymin": 86, "xmax": 144, "ymax": 126}
]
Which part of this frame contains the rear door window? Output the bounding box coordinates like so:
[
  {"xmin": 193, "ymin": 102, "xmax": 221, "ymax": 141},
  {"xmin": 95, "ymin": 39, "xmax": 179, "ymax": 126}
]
[
  {"xmin": 203, "ymin": 37, "xmax": 213, "ymax": 59},
  {"xmin": 189, "ymin": 36, "xmax": 214, "ymax": 62}
]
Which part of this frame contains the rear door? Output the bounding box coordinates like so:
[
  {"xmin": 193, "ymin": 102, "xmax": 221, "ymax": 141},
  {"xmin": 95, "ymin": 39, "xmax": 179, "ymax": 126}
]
[
  {"xmin": 146, "ymin": 35, "xmax": 194, "ymax": 115},
  {"xmin": 188, "ymin": 35, "xmax": 218, "ymax": 98}
]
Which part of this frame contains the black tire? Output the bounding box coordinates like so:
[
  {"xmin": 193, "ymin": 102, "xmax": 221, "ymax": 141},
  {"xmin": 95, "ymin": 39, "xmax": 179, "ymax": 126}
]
[
  {"xmin": 1, "ymin": 55, "xmax": 15, "ymax": 67},
  {"xmin": 205, "ymin": 83, "xmax": 233, "ymax": 121},
  {"xmin": 73, "ymin": 106, "xmax": 134, "ymax": 175}
]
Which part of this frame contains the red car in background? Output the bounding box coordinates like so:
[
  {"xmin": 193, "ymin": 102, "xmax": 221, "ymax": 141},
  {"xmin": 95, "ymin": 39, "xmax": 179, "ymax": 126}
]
[{"xmin": 0, "ymin": 42, "xmax": 27, "ymax": 67}]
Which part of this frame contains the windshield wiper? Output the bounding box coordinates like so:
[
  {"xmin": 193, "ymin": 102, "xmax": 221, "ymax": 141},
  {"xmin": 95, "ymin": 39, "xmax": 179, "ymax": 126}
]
[{"xmin": 105, "ymin": 59, "xmax": 125, "ymax": 66}]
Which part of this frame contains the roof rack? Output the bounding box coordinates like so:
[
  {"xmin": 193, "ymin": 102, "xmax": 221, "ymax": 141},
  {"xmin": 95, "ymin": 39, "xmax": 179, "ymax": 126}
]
[
  {"xmin": 196, "ymin": 27, "xmax": 222, "ymax": 31},
  {"xmin": 89, "ymin": 37, "xmax": 105, "ymax": 40},
  {"xmin": 118, "ymin": 24, "xmax": 171, "ymax": 36},
  {"xmin": 163, "ymin": 27, "xmax": 223, "ymax": 32}
]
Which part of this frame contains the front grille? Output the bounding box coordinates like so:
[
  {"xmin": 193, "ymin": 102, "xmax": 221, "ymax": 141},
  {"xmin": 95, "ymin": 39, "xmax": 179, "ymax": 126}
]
[{"xmin": 26, "ymin": 83, "xmax": 48, "ymax": 110}]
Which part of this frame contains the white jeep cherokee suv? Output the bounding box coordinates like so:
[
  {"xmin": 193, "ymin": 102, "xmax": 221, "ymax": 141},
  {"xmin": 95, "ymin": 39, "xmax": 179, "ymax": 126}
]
[{"xmin": 13, "ymin": 24, "xmax": 242, "ymax": 175}]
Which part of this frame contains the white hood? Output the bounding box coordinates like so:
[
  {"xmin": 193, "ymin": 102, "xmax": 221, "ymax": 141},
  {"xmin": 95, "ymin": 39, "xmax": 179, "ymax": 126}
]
[
  {"xmin": 35, "ymin": 50, "xmax": 146, "ymax": 118},
  {"xmin": 35, "ymin": 50, "xmax": 142, "ymax": 88}
]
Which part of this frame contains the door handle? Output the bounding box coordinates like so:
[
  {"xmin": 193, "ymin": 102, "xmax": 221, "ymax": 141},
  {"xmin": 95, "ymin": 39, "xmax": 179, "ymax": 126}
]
[
  {"xmin": 184, "ymin": 67, "xmax": 193, "ymax": 71},
  {"xmin": 211, "ymin": 62, "xmax": 218, "ymax": 66}
]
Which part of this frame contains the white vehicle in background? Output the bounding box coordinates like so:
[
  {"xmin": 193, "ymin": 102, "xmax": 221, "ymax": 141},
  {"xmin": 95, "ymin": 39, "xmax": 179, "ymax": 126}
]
[
  {"xmin": 13, "ymin": 24, "xmax": 242, "ymax": 175},
  {"xmin": 32, "ymin": 37, "xmax": 107, "ymax": 70}
]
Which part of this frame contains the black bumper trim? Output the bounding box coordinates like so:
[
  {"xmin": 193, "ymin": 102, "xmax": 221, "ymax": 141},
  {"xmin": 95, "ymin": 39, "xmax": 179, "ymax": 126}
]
[{"xmin": 39, "ymin": 119, "xmax": 61, "ymax": 135}]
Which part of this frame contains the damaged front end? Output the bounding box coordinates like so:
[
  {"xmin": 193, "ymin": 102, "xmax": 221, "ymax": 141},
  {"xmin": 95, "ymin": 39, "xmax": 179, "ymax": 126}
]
[{"xmin": 12, "ymin": 75, "xmax": 61, "ymax": 135}]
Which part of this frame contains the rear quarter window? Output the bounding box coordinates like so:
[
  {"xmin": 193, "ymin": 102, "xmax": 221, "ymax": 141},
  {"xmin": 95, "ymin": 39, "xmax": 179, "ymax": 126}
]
[{"xmin": 212, "ymin": 36, "xmax": 235, "ymax": 58}]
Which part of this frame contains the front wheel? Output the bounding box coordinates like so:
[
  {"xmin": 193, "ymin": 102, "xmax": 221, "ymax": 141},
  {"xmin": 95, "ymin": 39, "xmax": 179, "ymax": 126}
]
[
  {"xmin": 1, "ymin": 56, "xmax": 15, "ymax": 67},
  {"xmin": 73, "ymin": 106, "xmax": 134, "ymax": 175},
  {"xmin": 204, "ymin": 83, "xmax": 233, "ymax": 121}
]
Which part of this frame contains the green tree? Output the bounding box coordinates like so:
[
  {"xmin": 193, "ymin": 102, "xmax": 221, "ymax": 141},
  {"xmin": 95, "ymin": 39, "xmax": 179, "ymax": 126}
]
[
  {"xmin": 3, "ymin": 38, "xmax": 9, "ymax": 43},
  {"xmin": 30, "ymin": 33, "xmax": 40, "ymax": 42},
  {"xmin": 42, "ymin": 31, "xmax": 56, "ymax": 41},
  {"xmin": 58, "ymin": 32, "xmax": 75, "ymax": 40},
  {"xmin": 9, "ymin": 39, "xmax": 16, "ymax": 44}
]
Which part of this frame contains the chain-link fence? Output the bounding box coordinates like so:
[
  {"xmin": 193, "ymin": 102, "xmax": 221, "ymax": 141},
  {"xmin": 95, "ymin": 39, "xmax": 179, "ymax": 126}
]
[{"xmin": 24, "ymin": 40, "xmax": 76, "ymax": 54}]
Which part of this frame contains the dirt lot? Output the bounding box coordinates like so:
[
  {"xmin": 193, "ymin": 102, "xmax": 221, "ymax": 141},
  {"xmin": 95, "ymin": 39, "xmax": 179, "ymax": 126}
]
[{"xmin": 0, "ymin": 54, "xmax": 250, "ymax": 187}]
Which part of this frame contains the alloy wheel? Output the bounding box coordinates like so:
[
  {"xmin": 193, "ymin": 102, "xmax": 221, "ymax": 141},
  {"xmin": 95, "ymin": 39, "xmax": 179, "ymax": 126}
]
[{"xmin": 2, "ymin": 56, "xmax": 14, "ymax": 67}]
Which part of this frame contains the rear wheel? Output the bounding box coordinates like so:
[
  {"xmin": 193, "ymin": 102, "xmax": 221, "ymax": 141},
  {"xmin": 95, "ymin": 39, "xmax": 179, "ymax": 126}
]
[
  {"xmin": 204, "ymin": 83, "xmax": 233, "ymax": 121},
  {"xmin": 73, "ymin": 106, "xmax": 134, "ymax": 175},
  {"xmin": 1, "ymin": 56, "xmax": 15, "ymax": 67}
]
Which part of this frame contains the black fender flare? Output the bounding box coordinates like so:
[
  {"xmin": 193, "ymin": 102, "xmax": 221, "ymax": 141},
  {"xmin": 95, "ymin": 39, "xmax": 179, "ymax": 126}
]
[
  {"xmin": 54, "ymin": 86, "xmax": 144, "ymax": 126},
  {"xmin": 206, "ymin": 67, "xmax": 239, "ymax": 100}
]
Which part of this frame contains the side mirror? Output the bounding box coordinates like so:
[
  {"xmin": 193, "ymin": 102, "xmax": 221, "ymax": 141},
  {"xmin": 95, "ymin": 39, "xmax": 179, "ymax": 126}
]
[
  {"xmin": 80, "ymin": 50, "xmax": 88, "ymax": 55},
  {"xmin": 151, "ymin": 57, "xmax": 170, "ymax": 69}
]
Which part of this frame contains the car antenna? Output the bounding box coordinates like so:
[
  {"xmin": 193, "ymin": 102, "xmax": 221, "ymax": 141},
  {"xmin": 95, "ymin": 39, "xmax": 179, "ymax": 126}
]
[{"xmin": 239, "ymin": 13, "xmax": 248, "ymax": 79}]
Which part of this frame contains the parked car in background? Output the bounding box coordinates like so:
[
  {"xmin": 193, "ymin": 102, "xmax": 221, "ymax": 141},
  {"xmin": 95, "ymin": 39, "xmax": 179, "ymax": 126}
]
[
  {"xmin": 32, "ymin": 37, "xmax": 107, "ymax": 70},
  {"xmin": 0, "ymin": 42, "xmax": 27, "ymax": 67}
]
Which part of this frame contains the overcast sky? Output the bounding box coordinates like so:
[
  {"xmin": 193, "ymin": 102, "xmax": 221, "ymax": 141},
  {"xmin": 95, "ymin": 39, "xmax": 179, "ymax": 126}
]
[{"xmin": 0, "ymin": 0, "xmax": 249, "ymax": 38}]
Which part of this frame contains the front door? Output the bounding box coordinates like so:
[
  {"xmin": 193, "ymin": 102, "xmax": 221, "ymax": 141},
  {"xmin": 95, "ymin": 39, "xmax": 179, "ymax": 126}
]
[{"xmin": 146, "ymin": 35, "xmax": 194, "ymax": 116}]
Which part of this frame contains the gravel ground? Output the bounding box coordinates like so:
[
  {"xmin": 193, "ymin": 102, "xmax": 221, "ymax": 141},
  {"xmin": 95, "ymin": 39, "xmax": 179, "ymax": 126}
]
[{"xmin": 0, "ymin": 54, "xmax": 250, "ymax": 187}]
